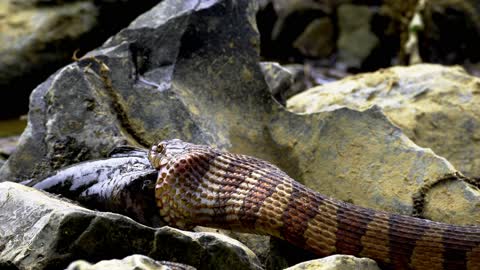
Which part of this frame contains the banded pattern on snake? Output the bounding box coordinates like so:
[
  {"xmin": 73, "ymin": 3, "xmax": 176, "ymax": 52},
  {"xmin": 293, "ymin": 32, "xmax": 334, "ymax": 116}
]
[{"xmin": 148, "ymin": 139, "xmax": 480, "ymax": 270}]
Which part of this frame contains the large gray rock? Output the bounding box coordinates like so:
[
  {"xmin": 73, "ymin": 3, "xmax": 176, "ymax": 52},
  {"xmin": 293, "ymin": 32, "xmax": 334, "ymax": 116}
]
[
  {"xmin": 0, "ymin": 0, "xmax": 159, "ymax": 118},
  {"xmin": 0, "ymin": 0, "xmax": 474, "ymax": 226},
  {"xmin": 0, "ymin": 182, "xmax": 262, "ymax": 270}
]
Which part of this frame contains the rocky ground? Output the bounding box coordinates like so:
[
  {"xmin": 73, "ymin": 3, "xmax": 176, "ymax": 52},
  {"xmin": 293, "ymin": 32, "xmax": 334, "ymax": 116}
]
[{"xmin": 1, "ymin": 0, "xmax": 480, "ymax": 270}]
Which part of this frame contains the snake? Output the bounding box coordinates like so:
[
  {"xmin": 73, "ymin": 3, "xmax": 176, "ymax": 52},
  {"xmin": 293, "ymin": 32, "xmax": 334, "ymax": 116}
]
[{"xmin": 148, "ymin": 139, "xmax": 480, "ymax": 270}]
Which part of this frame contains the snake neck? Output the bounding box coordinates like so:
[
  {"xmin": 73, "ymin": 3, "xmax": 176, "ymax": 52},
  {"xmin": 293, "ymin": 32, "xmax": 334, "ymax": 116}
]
[{"xmin": 153, "ymin": 146, "xmax": 480, "ymax": 270}]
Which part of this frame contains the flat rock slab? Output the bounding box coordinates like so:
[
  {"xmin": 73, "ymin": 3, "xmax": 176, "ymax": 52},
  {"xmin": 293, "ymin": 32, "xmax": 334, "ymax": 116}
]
[
  {"xmin": 0, "ymin": 0, "xmax": 476, "ymax": 226},
  {"xmin": 67, "ymin": 255, "xmax": 196, "ymax": 270},
  {"xmin": 0, "ymin": 182, "xmax": 262, "ymax": 270},
  {"xmin": 285, "ymin": 255, "xmax": 381, "ymax": 270}
]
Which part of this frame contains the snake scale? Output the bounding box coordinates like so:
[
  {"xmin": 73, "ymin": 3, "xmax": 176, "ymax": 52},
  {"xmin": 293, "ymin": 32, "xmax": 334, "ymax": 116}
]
[{"xmin": 148, "ymin": 139, "xmax": 480, "ymax": 270}]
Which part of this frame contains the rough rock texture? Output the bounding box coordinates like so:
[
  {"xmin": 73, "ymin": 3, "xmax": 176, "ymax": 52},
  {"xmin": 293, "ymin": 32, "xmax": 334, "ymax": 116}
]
[
  {"xmin": 284, "ymin": 255, "xmax": 381, "ymax": 270},
  {"xmin": 1, "ymin": 0, "xmax": 476, "ymax": 226},
  {"xmin": 337, "ymin": 4, "xmax": 379, "ymax": 68},
  {"xmin": 288, "ymin": 64, "xmax": 480, "ymax": 176},
  {"xmin": 0, "ymin": 0, "xmax": 159, "ymax": 118},
  {"xmin": 66, "ymin": 255, "xmax": 196, "ymax": 270},
  {"xmin": 288, "ymin": 64, "xmax": 480, "ymax": 224},
  {"xmin": 0, "ymin": 182, "xmax": 262, "ymax": 270},
  {"xmin": 195, "ymin": 226, "xmax": 271, "ymax": 266},
  {"xmin": 260, "ymin": 62, "xmax": 294, "ymax": 105}
]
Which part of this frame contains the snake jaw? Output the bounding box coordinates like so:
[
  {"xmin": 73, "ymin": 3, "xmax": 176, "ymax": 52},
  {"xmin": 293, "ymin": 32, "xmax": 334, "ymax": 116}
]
[
  {"xmin": 150, "ymin": 139, "xmax": 200, "ymax": 229},
  {"xmin": 148, "ymin": 142, "xmax": 168, "ymax": 170}
]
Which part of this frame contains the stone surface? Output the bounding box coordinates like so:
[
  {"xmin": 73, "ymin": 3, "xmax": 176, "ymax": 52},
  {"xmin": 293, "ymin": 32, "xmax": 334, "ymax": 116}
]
[
  {"xmin": 66, "ymin": 255, "xmax": 195, "ymax": 270},
  {"xmin": 0, "ymin": 182, "xmax": 262, "ymax": 270},
  {"xmin": 260, "ymin": 61, "xmax": 294, "ymax": 105},
  {"xmin": 0, "ymin": 0, "xmax": 159, "ymax": 118},
  {"xmin": 0, "ymin": 0, "xmax": 475, "ymax": 226},
  {"xmin": 288, "ymin": 64, "xmax": 480, "ymax": 176},
  {"xmin": 293, "ymin": 17, "xmax": 334, "ymax": 58},
  {"xmin": 285, "ymin": 255, "xmax": 381, "ymax": 270},
  {"xmin": 195, "ymin": 226, "xmax": 271, "ymax": 266},
  {"xmin": 288, "ymin": 64, "xmax": 480, "ymax": 224},
  {"xmin": 337, "ymin": 4, "xmax": 379, "ymax": 68}
]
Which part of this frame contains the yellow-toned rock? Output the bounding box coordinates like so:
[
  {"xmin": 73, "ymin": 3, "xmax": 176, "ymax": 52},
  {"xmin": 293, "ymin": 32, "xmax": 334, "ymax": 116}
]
[
  {"xmin": 288, "ymin": 64, "xmax": 480, "ymax": 224},
  {"xmin": 288, "ymin": 64, "xmax": 480, "ymax": 178}
]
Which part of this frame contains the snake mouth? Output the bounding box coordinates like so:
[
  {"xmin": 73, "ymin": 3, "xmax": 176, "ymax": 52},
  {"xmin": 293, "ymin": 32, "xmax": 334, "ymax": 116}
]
[{"xmin": 148, "ymin": 142, "xmax": 168, "ymax": 170}]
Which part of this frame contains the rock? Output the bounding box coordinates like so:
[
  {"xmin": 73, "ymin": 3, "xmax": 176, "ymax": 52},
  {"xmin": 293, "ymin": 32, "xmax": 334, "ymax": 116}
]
[
  {"xmin": 0, "ymin": 0, "xmax": 474, "ymax": 225},
  {"xmin": 0, "ymin": 181, "xmax": 155, "ymax": 269},
  {"xmin": 288, "ymin": 64, "xmax": 480, "ymax": 224},
  {"xmin": 153, "ymin": 227, "xmax": 262, "ymax": 270},
  {"xmin": 195, "ymin": 226, "xmax": 271, "ymax": 266},
  {"xmin": 293, "ymin": 17, "xmax": 335, "ymax": 58},
  {"xmin": 0, "ymin": 1, "xmax": 97, "ymax": 119},
  {"xmin": 270, "ymin": 0, "xmax": 333, "ymax": 40},
  {"xmin": 285, "ymin": 255, "xmax": 381, "ymax": 270},
  {"xmin": 66, "ymin": 255, "xmax": 196, "ymax": 270},
  {"xmin": 257, "ymin": 0, "xmax": 334, "ymax": 60},
  {"xmin": 0, "ymin": 0, "xmax": 159, "ymax": 119},
  {"xmin": 260, "ymin": 62, "xmax": 294, "ymax": 105},
  {"xmin": 337, "ymin": 4, "xmax": 379, "ymax": 69},
  {"xmin": 0, "ymin": 182, "xmax": 262, "ymax": 270}
]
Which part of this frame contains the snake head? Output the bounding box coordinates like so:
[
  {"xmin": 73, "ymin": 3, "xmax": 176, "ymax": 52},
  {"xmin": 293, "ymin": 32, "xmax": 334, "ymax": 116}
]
[
  {"xmin": 148, "ymin": 139, "xmax": 191, "ymax": 170},
  {"xmin": 148, "ymin": 139, "xmax": 216, "ymax": 229}
]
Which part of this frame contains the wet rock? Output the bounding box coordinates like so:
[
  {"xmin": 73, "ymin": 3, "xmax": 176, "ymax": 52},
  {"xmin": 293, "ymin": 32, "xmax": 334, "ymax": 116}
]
[
  {"xmin": 66, "ymin": 255, "xmax": 196, "ymax": 270},
  {"xmin": 0, "ymin": 0, "xmax": 159, "ymax": 119},
  {"xmin": 288, "ymin": 64, "xmax": 480, "ymax": 224},
  {"xmin": 337, "ymin": 4, "xmax": 379, "ymax": 69},
  {"xmin": 0, "ymin": 182, "xmax": 262, "ymax": 270},
  {"xmin": 285, "ymin": 255, "xmax": 381, "ymax": 270},
  {"xmin": 0, "ymin": 0, "xmax": 473, "ymax": 225}
]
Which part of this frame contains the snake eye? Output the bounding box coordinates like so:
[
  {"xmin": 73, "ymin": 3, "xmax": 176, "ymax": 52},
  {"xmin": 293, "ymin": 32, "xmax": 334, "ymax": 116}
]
[
  {"xmin": 149, "ymin": 142, "xmax": 167, "ymax": 169},
  {"xmin": 156, "ymin": 142, "xmax": 165, "ymax": 154}
]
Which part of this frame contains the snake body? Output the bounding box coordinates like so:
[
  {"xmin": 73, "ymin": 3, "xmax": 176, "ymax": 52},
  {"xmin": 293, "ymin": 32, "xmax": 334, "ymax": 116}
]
[{"xmin": 148, "ymin": 139, "xmax": 480, "ymax": 270}]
